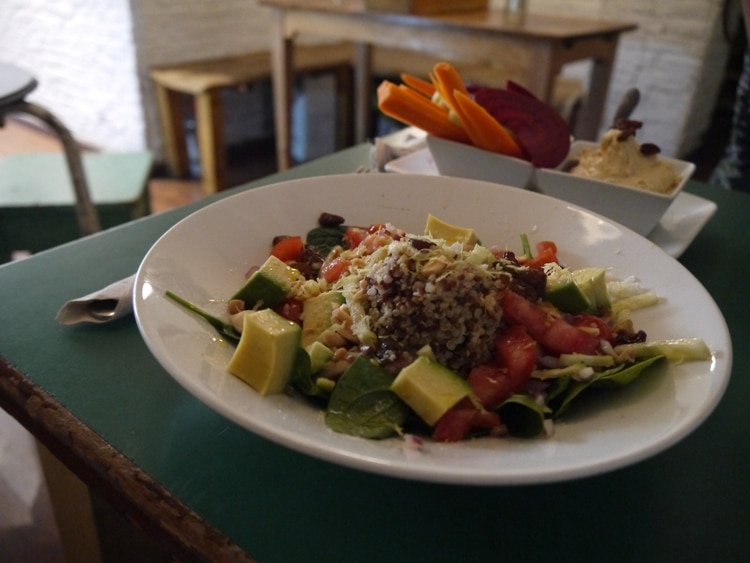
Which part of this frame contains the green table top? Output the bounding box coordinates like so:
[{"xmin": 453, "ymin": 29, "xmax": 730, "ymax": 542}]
[{"xmin": 1, "ymin": 144, "xmax": 748, "ymax": 562}]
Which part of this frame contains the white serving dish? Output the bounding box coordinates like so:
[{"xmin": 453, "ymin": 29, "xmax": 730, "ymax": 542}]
[
  {"xmin": 534, "ymin": 140, "xmax": 696, "ymax": 236},
  {"xmin": 425, "ymin": 135, "xmax": 535, "ymax": 189},
  {"xmin": 425, "ymin": 135, "xmax": 695, "ymax": 237}
]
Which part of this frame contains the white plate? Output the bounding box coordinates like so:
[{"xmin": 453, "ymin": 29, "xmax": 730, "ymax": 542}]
[
  {"xmin": 385, "ymin": 148, "xmax": 716, "ymax": 258},
  {"xmin": 134, "ymin": 174, "xmax": 731, "ymax": 485}
]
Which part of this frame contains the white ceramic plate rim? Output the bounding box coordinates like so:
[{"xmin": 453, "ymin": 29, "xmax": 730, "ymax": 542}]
[{"xmin": 134, "ymin": 174, "xmax": 731, "ymax": 485}]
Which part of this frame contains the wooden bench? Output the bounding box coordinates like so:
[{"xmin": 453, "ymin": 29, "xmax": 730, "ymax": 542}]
[
  {"xmin": 151, "ymin": 44, "xmax": 583, "ymax": 194},
  {"xmin": 150, "ymin": 44, "xmax": 355, "ymax": 194}
]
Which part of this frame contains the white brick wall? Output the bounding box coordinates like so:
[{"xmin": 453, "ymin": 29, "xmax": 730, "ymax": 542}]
[
  {"xmin": 500, "ymin": 0, "xmax": 740, "ymax": 156},
  {"xmin": 129, "ymin": 0, "xmax": 273, "ymax": 152},
  {"xmin": 0, "ymin": 0, "xmax": 143, "ymax": 152},
  {"xmin": 0, "ymin": 0, "xmax": 740, "ymax": 161}
]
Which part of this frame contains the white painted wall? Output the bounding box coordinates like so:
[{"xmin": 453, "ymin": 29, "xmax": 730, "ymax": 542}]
[{"xmin": 0, "ymin": 0, "xmax": 740, "ymax": 161}]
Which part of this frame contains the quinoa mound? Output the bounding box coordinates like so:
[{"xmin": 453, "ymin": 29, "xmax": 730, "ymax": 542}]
[{"xmin": 344, "ymin": 236, "xmax": 514, "ymax": 374}]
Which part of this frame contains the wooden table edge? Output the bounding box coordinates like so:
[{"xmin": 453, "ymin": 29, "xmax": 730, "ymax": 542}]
[{"xmin": 0, "ymin": 355, "xmax": 256, "ymax": 563}]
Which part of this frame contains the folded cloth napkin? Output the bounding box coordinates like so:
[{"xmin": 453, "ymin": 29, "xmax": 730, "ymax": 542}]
[
  {"xmin": 56, "ymin": 275, "xmax": 135, "ymax": 325},
  {"xmin": 370, "ymin": 130, "xmax": 427, "ymax": 171}
]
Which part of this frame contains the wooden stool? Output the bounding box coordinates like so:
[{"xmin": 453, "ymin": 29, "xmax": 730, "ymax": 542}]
[{"xmin": 150, "ymin": 44, "xmax": 355, "ymax": 195}]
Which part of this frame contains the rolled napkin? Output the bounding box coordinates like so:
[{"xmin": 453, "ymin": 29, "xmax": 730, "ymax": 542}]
[{"xmin": 56, "ymin": 274, "xmax": 135, "ymax": 325}]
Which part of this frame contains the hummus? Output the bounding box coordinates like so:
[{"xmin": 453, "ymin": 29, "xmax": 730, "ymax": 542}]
[{"xmin": 570, "ymin": 129, "xmax": 680, "ymax": 194}]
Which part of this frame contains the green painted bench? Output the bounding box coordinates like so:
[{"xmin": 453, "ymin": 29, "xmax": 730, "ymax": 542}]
[{"xmin": 0, "ymin": 151, "xmax": 152, "ymax": 262}]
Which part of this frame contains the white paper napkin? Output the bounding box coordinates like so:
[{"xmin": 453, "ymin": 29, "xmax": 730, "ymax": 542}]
[
  {"xmin": 370, "ymin": 129, "xmax": 427, "ymax": 171},
  {"xmin": 56, "ymin": 275, "xmax": 135, "ymax": 325}
]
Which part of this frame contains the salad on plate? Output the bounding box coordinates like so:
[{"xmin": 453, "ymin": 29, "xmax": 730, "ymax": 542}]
[{"xmin": 166, "ymin": 212, "xmax": 711, "ymax": 445}]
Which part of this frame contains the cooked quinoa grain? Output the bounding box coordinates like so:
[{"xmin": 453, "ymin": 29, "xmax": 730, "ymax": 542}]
[{"xmin": 337, "ymin": 233, "xmax": 515, "ymax": 374}]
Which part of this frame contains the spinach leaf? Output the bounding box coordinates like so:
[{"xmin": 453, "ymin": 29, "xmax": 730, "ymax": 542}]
[
  {"xmin": 325, "ymin": 356, "xmax": 409, "ymax": 439},
  {"xmin": 551, "ymin": 356, "xmax": 666, "ymax": 418},
  {"xmin": 593, "ymin": 355, "xmax": 665, "ymax": 388},
  {"xmin": 499, "ymin": 394, "xmax": 548, "ymax": 438},
  {"xmin": 165, "ymin": 290, "xmax": 240, "ymax": 344},
  {"xmin": 306, "ymin": 226, "xmax": 347, "ymax": 257},
  {"xmin": 290, "ymin": 348, "xmax": 330, "ymax": 400}
]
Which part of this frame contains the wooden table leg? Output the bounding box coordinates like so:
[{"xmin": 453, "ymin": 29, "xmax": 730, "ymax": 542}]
[
  {"xmin": 269, "ymin": 8, "xmax": 293, "ymax": 171},
  {"xmin": 153, "ymin": 83, "xmax": 189, "ymax": 178},
  {"xmin": 353, "ymin": 42, "xmax": 372, "ymax": 143},
  {"xmin": 36, "ymin": 441, "xmax": 104, "ymax": 563},
  {"xmin": 334, "ymin": 64, "xmax": 354, "ymax": 148},
  {"xmin": 195, "ymin": 89, "xmax": 226, "ymax": 194},
  {"xmin": 575, "ymin": 52, "xmax": 616, "ymax": 140}
]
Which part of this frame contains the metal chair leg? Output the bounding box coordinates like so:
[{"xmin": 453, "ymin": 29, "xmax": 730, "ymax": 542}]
[{"xmin": 0, "ymin": 102, "xmax": 101, "ymax": 236}]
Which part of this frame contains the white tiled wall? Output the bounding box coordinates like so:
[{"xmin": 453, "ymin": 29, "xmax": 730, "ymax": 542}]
[{"xmin": 0, "ymin": 0, "xmax": 741, "ymax": 160}]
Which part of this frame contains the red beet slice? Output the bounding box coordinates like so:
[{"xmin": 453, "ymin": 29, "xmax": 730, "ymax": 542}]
[{"xmin": 472, "ymin": 83, "xmax": 571, "ymax": 168}]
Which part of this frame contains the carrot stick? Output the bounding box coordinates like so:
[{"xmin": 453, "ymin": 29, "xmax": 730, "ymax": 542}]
[
  {"xmin": 377, "ymin": 81, "xmax": 470, "ymax": 143},
  {"xmin": 452, "ymin": 90, "xmax": 524, "ymax": 157},
  {"xmin": 400, "ymin": 73, "xmax": 435, "ymax": 99},
  {"xmin": 432, "ymin": 62, "xmax": 470, "ymax": 115}
]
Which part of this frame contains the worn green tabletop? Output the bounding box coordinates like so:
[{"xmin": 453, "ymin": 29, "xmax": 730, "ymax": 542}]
[{"xmin": 1, "ymin": 144, "xmax": 748, "ymax": 562}]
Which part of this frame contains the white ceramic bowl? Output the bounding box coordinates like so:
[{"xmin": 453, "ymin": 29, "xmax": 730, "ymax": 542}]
[
  {"xmin": 426, "ymin": 136, "xmax": 695, "ymax": 237},
  {"xmin": 534, "ymin": 140, "xmax": 695, "ymax": 236},
  {"xmin": 134, "ymin": 173, "xmax": 730, "ymax": 485},
  {"xmin": 425, "ymin": 135, "xmax": 535, "ymax": 189}
]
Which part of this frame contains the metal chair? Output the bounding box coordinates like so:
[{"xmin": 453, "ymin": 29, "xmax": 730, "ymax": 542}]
[{"xmin": 0, "ymin": 62, "xmax": 100, "ymax": 237}]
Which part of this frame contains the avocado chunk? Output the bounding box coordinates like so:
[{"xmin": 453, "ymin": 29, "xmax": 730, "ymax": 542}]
[
  {"xmin": 232, "ymin": 255, "xmax": 302, "ymax": 309},
  {"xmin": 305, "ymin": 340, "xmax": 334, "ymax": 373},
  {"xmin": 424, "ymin": 213, "xmax": 479, "ymax": 247},
  {"xmin": 227, "ymin": 308, "xmax": 301, "ymax": 395},
  {"xmin": 545, "ymin": 265, "xmax": 610, "ymax": 314},
  {"xmin": 301, "ymin": 291, "xmax": 345, "ymax": 347},
  {"xmin": 391, "ymin": 356, "xmax": 472, "ymax": 426},
  {"xmin": 572, "ymin": 267, "xmax": 610, "ymax": 312}
]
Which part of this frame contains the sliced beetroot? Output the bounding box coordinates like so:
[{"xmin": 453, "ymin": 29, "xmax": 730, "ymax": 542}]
[
  {"xmin": 473, "ymin": 83, "xmax": 571, "ymax": 168},
  {"xmin": 506, "ymin": 80, "xmax": 537, "ymax": 99}
]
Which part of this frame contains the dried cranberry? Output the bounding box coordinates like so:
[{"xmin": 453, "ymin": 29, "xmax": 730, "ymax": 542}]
[
  {"xmin": 318, "ymin": 212, "xmax": 345, "ymax": 227},
  {"xmin": 640, "ymin": 143, "xmax": 661, "ymax": 156}
]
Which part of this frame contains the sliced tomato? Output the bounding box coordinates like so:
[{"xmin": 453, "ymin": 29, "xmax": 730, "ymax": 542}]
[
  {"xmin": 462, "ymin": 327, "xmax": 536, "ymax": 412},
  {"xmin": 343, "ymin": 227, "xmax": 368, "ymax": 249},
  {"xmin": 320, "ymin": 257, "xmax": 350, "ymax": 283},
  {"xmin": 274, "ymin": 298, "xmax": 303, "ymax": 325},
  {"xmin": 541, "ymin": 319, "xmax": 600, "ymax": 355},
  {"xmin": 270, "ymin": 236, "xmax": 304, "ymax": 263},
  {"xmin": 432, "ymin": 402, "xmax": 476, "ymax": 442},
  {"xmin": 501, "ymin": 289, "xmax": 548, "ymax": 336},
  {"xmin": 520, "ymin": 240, "xmax": 559, "ymax": 269},
  {"xmin": 467, "ymin": 366, "xmax": 521, "ymax": 412},
  {"xmin": 359, "ymin": 233, "xmax": 391, "ymax": 253},
  {"xmin": 571, "ymin": 314, "xmax": 614, "ymax": 343},
  {"xmin": 501, "ymin": 290, "xmax": 600, "ymax": 355},
  {"xmin": 495, "ymin": 325, "xmax": 537, "ymax": 382},
  {"xmin": 466, "ymin": 365, "xmax": 510, "ymax": 408},
  {"xmin": 432, "ymin": 398, "xmax": 501, "ymax": 442}
]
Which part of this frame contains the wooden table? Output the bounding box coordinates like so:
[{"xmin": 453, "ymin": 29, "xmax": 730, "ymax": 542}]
[
  {"xmin": 0, "ymin": 142, "xmax": 748, "ymax": 562},
  {"xmin": 260, "ymin": 1, "xmax": 637, "ymax": 170}
]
